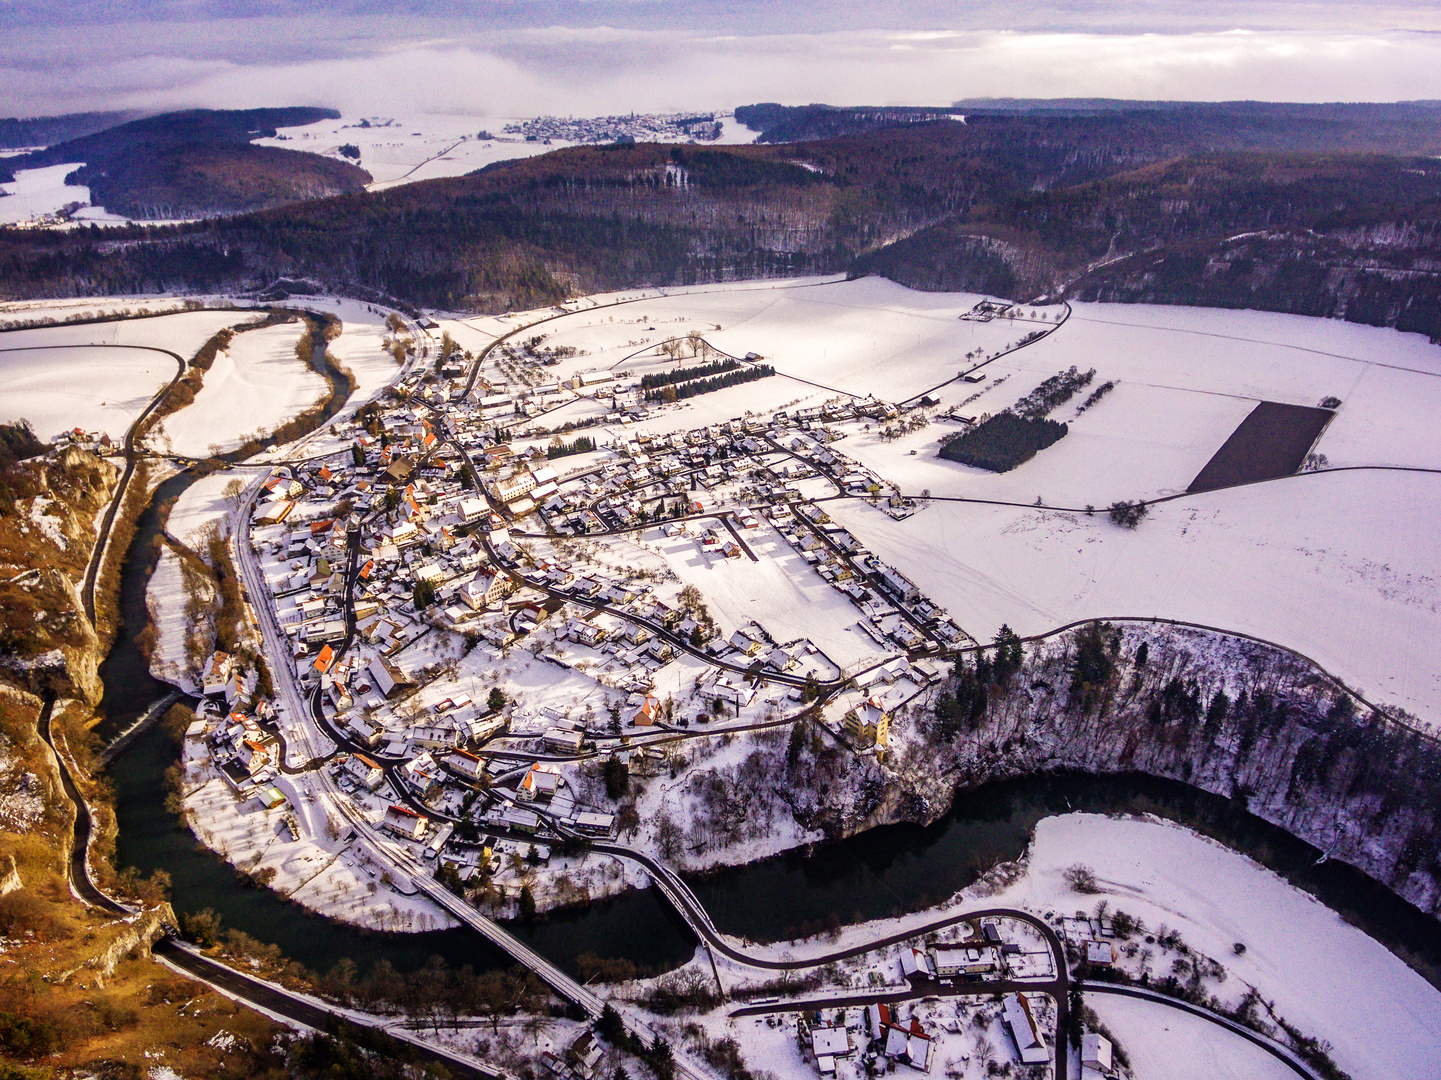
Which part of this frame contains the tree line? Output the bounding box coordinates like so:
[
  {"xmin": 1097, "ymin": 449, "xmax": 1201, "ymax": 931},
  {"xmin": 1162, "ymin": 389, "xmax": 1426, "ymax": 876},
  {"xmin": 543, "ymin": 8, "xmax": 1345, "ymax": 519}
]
[{"xmin": 646, "ymin": 364, "xmax": 774, "ymax": 402}]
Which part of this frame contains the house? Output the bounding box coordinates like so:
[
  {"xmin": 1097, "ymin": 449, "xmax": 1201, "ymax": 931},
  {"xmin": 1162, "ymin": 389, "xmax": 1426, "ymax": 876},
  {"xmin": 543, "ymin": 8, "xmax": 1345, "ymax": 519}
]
[
  {"xmin": 254, "ymin": 499, "xmax": 294, "ymax": 525},
  {"xmin": 728, "ymin": 630, "xmax": 763, "ymax": 656},
  {"xmin": 810, "ymin": 1025, "xmax": 851, "ymax": 1060},
  {"xmin": 632, "ymin": 694, "xmax": 660, "ymax": 727},
  {"xmin": 382, "ymin": 804, "xmax": 428, "ymax": 841},
  {"xmin": 544, "ymin": 728, "xmax": 585, "ymax": 754},
  {"xmin": 930, "ymin": 943, "xmax": 996, "ymax": 977},
  {"xmin": 882, "ymin": 1022, "xmax": 934, "ymax": 1072},
  {"xmin": 516, "ymin": 764, "xmax": 561, "ymax": 802},
  {"xmin": 443, "ymin": 748, "xmax": 487, "ymax": 782},
  {"xmin": 201, "ymin": 651, "xmax": 234, "ymax": 697},
  {"xmin": 399, "ymin": 751, "xmax": 444, "ymax": 799},
  {"xmin": 567, "ymin": 1030, "xmax": 604, "ymax": 1080},
  {"xmin": 1080, "ymin": 1033, "xmax": 1114, "ymax": 1080},
  {"xmin": 342, "ymin": 753, "xmax": 385, "ymax": 791},
  {"xmin": 312, "ymin": 644, "xmax": 337, "ymax": 676},
  {"xmin": 497, "ymin": 806, "xmax": 540, "ymax": 833},
  {"xmin": 1085, "ymin": 940, "xmax": 1115, "ymax": 966},
  {"xmin": 368, "ymin": 657, "xmax": 414, "ymax": 698},
  {"xmin": 899, "ymin": 946, "xmax": 930, "ymax": 980},
  {"xmin": 573, "ymin": 811, "xmax": 617, "ymax": 838},
  {"xmin": 843, "ymin": 698, "xmax": 890, "ymax": 749},
  {"xmin": 1001, "ymin": 993, "xmax": 1050, "ymax": 1066},
  {"xmin": 461, "ymin": 570, "xmax": 513, "ymax": 610},
  {"xmin": 239, "ymin": 738, "xmax": 270, "ymax": 775},
  {"xmin": 495, "ymin": 472, "xmax": 537, "ymax": 504}
]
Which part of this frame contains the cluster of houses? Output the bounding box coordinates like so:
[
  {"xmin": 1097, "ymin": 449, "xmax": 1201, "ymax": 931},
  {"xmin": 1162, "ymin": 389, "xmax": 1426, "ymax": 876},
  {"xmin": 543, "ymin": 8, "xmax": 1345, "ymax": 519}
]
[
  {"xmin": 224, "ymin": 328, "xmax": 982, "ymax": 916},
  {"xmin": 799, "ymin": 1004, "xmax": 937, "ymax": 1077},
  {"xmin": 795, "ymin": 988, "xmax": 1115, "ymax": 1077},
  {"xmin": 503, "ymin": 111, "xmax": 724, "ymax": 145},
  {"xmin": 52, "ymin": 425, "xmax": 116, "ymax": 455}
]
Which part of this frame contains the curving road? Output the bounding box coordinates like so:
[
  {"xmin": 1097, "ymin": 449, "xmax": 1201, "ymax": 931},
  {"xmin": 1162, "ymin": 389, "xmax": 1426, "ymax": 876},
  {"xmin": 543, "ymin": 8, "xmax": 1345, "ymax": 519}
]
[{"xmin": 1079, "ymin": 981, "xmax": 1325, "ymax": 1080}]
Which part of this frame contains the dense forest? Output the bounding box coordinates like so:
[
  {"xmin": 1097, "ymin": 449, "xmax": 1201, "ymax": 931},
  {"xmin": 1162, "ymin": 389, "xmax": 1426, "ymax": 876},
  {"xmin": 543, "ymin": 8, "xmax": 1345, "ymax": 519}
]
[
  {"xmin": 3, "ymin": 107, "xmax": 368, "ymax": 218},
  {"xmin": 3, "ymin": 103, "xmax": 1441, "ymax": 338},
  {"xmin": 938, "ymin": 412, "xmax": 1068, "ymax": 472}
]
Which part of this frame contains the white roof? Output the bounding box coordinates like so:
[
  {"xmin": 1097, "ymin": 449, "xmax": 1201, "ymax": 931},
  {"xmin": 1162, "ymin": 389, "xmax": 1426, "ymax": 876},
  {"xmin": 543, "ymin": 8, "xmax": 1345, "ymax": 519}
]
[
  {"xmin": 1002, "ymin": 994, "xmax": 1049, "ymax": 1065},
  {"xmin": 1081, "ymin": 1033, "xmax": 1113, "ymax": 1071},
  {"xmin": 811, "ymin": 1026, "xmax": 849, "ymax": 1057}
]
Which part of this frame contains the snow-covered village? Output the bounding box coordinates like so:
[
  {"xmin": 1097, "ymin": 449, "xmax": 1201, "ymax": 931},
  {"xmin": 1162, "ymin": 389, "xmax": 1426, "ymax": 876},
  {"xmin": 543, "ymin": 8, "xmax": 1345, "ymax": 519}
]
[
  {"xmin": 7, "ymin": 93, "xmax": 1441, "ymax": 1076},
  {"xmin": 0, "ymin": 270, "xmax": 1403, "ymax": 1080}
]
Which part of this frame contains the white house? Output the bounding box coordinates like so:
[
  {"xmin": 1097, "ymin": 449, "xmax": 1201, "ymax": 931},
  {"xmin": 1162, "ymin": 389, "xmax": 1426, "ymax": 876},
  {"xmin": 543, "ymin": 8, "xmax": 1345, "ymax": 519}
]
[
  {"xmin": 1001, "ymin": 993, "xmax": 1050, "ymax": 1066},
  {"xmin": 342, "ymin": 753, "xmax": 385, "ymax": 791},
  {"xmin": 461, "ymin": 569, "xmax": 513, "ymax": 610},
  {"xmin": 382, "ymin": 804, "xmax": 427, "ymax": 841},
  {"xmin": 1080, "ymin": 1033, "xmax": 1113, "ymax": 1080}
]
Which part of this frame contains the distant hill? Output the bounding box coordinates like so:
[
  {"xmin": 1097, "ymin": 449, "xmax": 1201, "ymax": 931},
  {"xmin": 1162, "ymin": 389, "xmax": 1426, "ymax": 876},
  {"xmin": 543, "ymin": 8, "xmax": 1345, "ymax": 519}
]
[
  {"xmin": 0, "ymin": 111, "xmax": 134, "ymax": 149},
  {"xmin": 734, "ymin": 103, "xmax": 958, "ymax": 142},
  {"xmin": 3, "ymin": 105, "xmax": 1441, "ymax": 342},
  {"xmin": 6, "ymin": 107, "xmax": 369, "ymax": 219}
]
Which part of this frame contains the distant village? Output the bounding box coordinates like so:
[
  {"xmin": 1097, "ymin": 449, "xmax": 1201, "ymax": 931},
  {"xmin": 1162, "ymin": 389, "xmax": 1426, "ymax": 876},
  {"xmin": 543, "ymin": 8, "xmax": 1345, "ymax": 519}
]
[{"xmin": 501, "ymin": 112, "xmax": 725, "ymax": 145}]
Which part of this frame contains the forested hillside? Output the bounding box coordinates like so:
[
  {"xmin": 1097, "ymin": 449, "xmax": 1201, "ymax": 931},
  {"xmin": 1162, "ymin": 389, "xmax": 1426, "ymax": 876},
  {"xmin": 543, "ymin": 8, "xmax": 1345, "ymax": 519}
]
[
  {"xmin": 2, "ymin": 104, "xmax": 1441, "ymax": 338},
  {"xmin": 5, "ymin": 107, "xmax": 369, "ymax": 219}
]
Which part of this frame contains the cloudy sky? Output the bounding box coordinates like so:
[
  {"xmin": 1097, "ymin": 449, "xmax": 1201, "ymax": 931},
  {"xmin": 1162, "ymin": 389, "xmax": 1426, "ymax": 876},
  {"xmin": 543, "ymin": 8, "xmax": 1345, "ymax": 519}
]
[{"xmin": 3, "ymin": 1, "xmax": 1440, "ymax": 118}]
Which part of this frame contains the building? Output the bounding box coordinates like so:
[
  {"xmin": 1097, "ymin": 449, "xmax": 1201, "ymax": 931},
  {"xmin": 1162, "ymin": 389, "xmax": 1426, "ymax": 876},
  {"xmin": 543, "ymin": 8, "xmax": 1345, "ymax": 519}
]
[
  {"xmin": 444, "ymin": 748, "xmax": 487, "ymax": 782},
  {"xmin": 882, "ymin": 1023, "xmax": 933, "ymax": 1072},
  {"xmin": 843, "ymin": 698, "xmax": 890, "ymax": 749},
  {"xmin": 201, "ymin": 651, "xmax": 234, "ymax": 697},
  {"xmin": 810, "ymin": 1024, "xmax": 851, "ymax": 1063},
  {"xmin": 865, "ymin": 1005, "xmax": 934, "ymax": 1072},
  {"xmin": 567, "ymin": 1030, "xmax": 604, "ymax": 1080},
  {"xmin": 573, "ymin": 811, "xmax": 617, "ymax": 838},
  {"xmin": 544, "ymin": 728, "xmax": 585, "ymax": 754},
  {"xmin": 1001, "ymin": 993, "xmax": 1050, "ymax": 1066},
  {"xmin": 632, "ymin": 694, "xmax": 660, "ymax": 727},
  {"xmin": 517, "ymin": 764, "xmax": 560, "ymax": 802},
  {"xmin": 1080, "ymin": 1033, "xmax": 1114, "ymax": 1080},
  {"xmin": 382, "ymin": 804, "xmax": 428, "ymax": 841},
  {"xmin": 930, "ymin": 943, "xmax": 996, "ymax": 977},
  {"xmin": 497, "ymin": 806, "xmax": 540, "ymax": 833},
  {"xmin": 368, "ymin": 657, "xmax": 414, "ymax": 698},
  {"xmin": 462, "ymin": 570, "xmax": 513, "ymax": 610},
  {"xmin": 342, "ymin": 753, "xmax": 385, "ymax": 791}
]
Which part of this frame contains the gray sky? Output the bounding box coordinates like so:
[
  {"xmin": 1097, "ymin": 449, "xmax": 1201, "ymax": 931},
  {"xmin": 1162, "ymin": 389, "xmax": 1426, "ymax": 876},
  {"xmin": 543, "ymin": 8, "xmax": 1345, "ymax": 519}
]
[{"xmin": 3, "ymin": 2, "xmax": 1440, "ymax": 117}]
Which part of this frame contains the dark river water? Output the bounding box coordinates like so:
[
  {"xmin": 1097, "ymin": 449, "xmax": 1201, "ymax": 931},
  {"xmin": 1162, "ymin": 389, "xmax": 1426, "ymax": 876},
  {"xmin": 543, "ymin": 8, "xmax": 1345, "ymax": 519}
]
[{"xmin": 97, "ymin": 328, "xmax": 1441, "ymax": 989}]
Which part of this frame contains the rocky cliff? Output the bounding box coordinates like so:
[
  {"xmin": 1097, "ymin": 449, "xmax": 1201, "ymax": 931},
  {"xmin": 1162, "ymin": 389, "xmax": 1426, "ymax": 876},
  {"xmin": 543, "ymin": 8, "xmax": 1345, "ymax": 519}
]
[
  {"xmin": 911, "ymin": 623, "xmax": 1441, "ymax": 917},
  {"xmin": 0, "ymin": 445, "xmax": 118, "ymax": 705}
]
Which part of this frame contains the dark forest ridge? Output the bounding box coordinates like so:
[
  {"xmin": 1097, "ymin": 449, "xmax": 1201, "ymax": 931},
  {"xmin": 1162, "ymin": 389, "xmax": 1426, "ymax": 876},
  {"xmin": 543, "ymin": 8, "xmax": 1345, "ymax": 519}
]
[
  {"xmin": 3, "ymin": 107, "xmax": 368, "ymax": 219},
  {"xmin": 3, "ymin": 102, "xmax": 1441, "ymax": 345}
]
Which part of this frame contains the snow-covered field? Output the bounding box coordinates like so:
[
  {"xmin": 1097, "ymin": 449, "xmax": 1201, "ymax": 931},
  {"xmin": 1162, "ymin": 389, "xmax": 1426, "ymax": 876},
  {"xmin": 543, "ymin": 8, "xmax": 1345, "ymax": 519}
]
[
  {"xmin": 1086, "ymin": 994, "xmax": 1296, "ymax": 1080},
  {"xmin": 146, "ymin": 546, "xmax": 203, "ymax": 693},
  {"xmin": 276, "ymin": 297, "xmax": 413, "ymax": 418},
  {"xmin": 703, "ymin": 812, "xmax": 1441, "ymax": 1080},
  {"xmin": 0, "ymin": 310, "xmax": 255, "ymax": 439},
  {"xmin": 0, "ymin": 162, "xmax": 162, "ymax": 227},
  {"xmin": 467, "ymin": 277, "xmax": 1441, "ymax": 721},
  {"xmin": 0, "ymin": 163, "xmax": 92, "ymax": 224},
  {"xmin": 154, "ymin": 320, "xmax": 326, "ymax": 457},
  {"xmin": 829, "ymin": 466, "xmax": 1441, "ymax": 721},
  {"xmin": 649, "ymin": 522, "xmax": 892, "ymax": 671},
  {"xmin": 1003, "ymin": 814, "xmax": 1441, "ymax": 1080}
]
